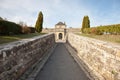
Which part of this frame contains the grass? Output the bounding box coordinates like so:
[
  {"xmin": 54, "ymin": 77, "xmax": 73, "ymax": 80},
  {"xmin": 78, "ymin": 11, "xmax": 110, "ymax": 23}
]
[
  {"xmin": 77, "ymin": 33, "xmax": 120, "ymax": 44},
  {"xmin": 0, "ymin": 33, "xmax": 46, "ymax": 44}
]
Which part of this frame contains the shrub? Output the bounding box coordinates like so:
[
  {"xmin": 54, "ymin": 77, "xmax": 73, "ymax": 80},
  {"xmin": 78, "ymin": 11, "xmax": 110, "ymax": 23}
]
[
  {"xmin": 83, "ymin": 24, "xmax": 120, "ymax": 35},
  {"xmin": 29, "ymin": 27, "xmax": 35, "ymax": 33},
  {"xmin": 21, "ymin": 26, "xmax": 31, "ymax": 34},
  {"xmin": 0, "ymin": 20, "xmax": 22, "ymax": 35},
  {"xmin": 83, "ymin": 28, "xmax": 90, "ymax": 34},
  {"xmin": 91, "ymin": 28, "xmax": 102, "ymax": 35}
]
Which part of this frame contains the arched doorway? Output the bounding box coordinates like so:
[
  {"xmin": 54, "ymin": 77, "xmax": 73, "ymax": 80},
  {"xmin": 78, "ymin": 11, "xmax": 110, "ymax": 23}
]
[{"xmin": 59, "ymin": 33, "xmax": 62, "ymax": 40}]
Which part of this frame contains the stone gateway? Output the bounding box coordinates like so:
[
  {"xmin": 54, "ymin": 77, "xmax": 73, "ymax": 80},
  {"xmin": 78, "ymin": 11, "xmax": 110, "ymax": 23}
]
[
  {"xmin": 42, "ymin": 21, "xmax": 80, "ymax": 42},
  {"xmin": 55, "ymin": 22, "xmax": 67, "ymax": 42}
]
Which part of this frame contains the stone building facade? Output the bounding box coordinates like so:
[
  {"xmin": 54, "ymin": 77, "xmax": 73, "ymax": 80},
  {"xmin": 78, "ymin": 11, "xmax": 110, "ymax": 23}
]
[
  {"xmin": 54, "ymin": 22, "xmax": 67, "ymax": 41},
  {"xmin": 42, "ymin": 22, "xmax": 80, "ymax": 42}
]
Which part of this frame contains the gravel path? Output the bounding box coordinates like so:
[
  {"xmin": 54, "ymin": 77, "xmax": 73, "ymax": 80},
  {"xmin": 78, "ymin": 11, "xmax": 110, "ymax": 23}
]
[{"xmin": 35, "ymin": 43, "xmax": 89, "ymax": 80}]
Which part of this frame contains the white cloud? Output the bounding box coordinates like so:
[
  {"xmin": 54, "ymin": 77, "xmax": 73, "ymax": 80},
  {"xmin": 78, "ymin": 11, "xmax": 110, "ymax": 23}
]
[
  {"xmin": 0, "ymin": 0, "xmax": 120, "ymax": 28},
  {"xmin": 0, "ymin": 0, "xmax": 91, "ymax": 27}
]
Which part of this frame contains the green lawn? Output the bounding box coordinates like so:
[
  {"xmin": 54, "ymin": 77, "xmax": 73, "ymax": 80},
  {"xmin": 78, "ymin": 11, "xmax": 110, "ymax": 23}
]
[
  {"xmin": 77, "ymin": 33, "xmax": 120, "ymax": 44},
  {"xmin": 0, "ymin": 33, "xmax": 46, "ymax": 44}
]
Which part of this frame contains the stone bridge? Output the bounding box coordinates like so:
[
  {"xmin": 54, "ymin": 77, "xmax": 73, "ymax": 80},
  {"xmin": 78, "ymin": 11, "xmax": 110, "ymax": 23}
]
[{"xmin": 0, "ymin": 33, "xmax": 120, "ymax": 80}]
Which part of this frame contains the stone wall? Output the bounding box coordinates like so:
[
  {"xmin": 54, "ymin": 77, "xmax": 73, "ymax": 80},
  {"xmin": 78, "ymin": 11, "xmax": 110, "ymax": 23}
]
[
  {"xmin": 67, "ymin": 33, "xmax": 120, "ymax": 80},
  {"xmin": 42, "ymin": 28, "xmax": 81, "ymax": 33},
  {"xmin": 0, "ymin": 33, "xmax": 55, "ymax": 80}
]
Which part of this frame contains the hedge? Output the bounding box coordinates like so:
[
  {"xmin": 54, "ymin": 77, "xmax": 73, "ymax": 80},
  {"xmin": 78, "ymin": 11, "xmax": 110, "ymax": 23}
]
[{"xmin": 0, "ymin": 20, "xmax": 22, "ymax": 35}]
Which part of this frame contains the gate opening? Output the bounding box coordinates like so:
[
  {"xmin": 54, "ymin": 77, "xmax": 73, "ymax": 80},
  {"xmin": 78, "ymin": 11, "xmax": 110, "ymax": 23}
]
[{"xmin": 59, "ymin": 33, "xmax": 62, "ymax": 40}]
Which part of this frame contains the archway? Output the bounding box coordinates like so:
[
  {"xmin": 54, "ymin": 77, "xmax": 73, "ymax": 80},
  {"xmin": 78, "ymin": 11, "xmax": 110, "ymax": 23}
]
[{"xmin": 59, "ymin": 33, "xmax": 63, "ymax": 40}]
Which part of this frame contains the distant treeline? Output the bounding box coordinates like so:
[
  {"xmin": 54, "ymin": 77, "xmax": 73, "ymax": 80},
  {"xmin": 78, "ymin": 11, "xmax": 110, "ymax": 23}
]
[
  {"xmin": 83, "ymin": 24, "xmax": 120, "ymax": 35},
  {"xmin": 0, "ymin": 20, "xmax": 35, "ymax": 35}
]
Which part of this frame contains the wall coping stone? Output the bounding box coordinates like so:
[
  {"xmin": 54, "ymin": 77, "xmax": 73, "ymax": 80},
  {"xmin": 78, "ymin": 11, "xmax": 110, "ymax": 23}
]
[{"xmin": 0, "ymin": 33, "xmax": 53, "ymax": 52}]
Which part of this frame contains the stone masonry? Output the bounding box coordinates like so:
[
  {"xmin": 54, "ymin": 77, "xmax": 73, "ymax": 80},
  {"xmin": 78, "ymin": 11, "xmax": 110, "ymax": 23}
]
[
  {"xmin": 67, "ymin": 33, "xmax": 120, "ymax": 80},
  {"xmin": 0, "ymin": 33, "xmax": 55, "ymax": 80},
  {"xmin": 42, "ymin": 22, "xmax": 80, "ymax": 42}
]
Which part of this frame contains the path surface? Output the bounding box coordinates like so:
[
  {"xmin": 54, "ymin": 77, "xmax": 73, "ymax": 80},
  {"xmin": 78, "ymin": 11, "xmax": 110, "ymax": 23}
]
[{"xmin": 35, "ymin": 43, "xmax": 89, "ymax": 80}]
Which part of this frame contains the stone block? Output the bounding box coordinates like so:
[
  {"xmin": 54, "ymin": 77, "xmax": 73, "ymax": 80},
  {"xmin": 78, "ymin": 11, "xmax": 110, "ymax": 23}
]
[
  {"xmin": 67, "ymin": 33, "xmax": 120, "ymax": 80},
  {"xmin": 0, "ymin": 33, "xmax": 55, "ymax": 80}
]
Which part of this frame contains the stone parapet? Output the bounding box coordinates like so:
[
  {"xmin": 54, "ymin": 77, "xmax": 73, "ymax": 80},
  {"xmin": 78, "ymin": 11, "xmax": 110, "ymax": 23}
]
[
  {"xmin": 0, "ymin": 33, "xmax": 55, "ymax": 80},
  {"xmin": 67, "ymin": 33, "xmax": 120, "ymax": 80}
]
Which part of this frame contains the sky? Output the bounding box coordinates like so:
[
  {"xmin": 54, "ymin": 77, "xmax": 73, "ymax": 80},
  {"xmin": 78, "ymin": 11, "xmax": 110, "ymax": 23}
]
[{"xmin": 0, "ymin": 0, "xmax": 120, "ymax": 28}]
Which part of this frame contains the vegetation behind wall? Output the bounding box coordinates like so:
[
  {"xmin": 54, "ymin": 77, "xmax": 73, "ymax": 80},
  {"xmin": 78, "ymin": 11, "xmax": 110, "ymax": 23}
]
[
  {"xmin": 0, "ymin": 20, "xmax": 35, "ymax": 35},
  {"xmin": 83, "ymin": 24, "xmax": 120, "ymax": 35},
  {"xmin": 0, "ymin": 20, "xmax": 22, "ymax": 35}
]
